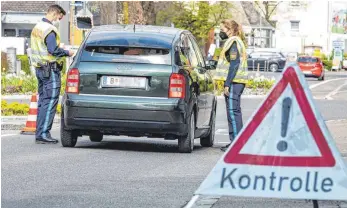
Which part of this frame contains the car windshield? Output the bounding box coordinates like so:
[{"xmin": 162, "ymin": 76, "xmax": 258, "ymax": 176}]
[{"xmin": 298, "ymin": 57, "xmax": 318, "ymax": 63}]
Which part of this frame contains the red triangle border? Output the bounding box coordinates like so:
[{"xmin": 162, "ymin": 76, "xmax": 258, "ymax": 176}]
[{"xmin": 224, "ymin": 67, "xmax": 336, "ymax": 167}]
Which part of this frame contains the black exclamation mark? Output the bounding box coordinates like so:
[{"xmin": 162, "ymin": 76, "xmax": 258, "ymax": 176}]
[{"xmin": 277, "ymin": 97, "xmax": 292, "ymax": 152}]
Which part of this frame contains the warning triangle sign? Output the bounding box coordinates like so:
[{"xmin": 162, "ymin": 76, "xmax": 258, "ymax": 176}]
[{"xmin": 195, "ymin": 64, "xmax": 347, "ymax": 200}]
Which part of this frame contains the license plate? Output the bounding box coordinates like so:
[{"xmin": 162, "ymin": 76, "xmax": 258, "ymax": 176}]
[
  {"xmin": 303, "ymin": 71, "xmax": 312, "ymax": 75},
  {"xmin": 101, "ymin": 76, "xmax": 147, "ymax": 89}
]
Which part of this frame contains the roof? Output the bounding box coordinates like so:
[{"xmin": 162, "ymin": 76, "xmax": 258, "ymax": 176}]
[
  {"xmin": 92, "ymin": 24, "xmax": 184, "ymax": 36},
  {"xmin": 1, "ymin": 1, "xmax": 55, "ymax": 13}
]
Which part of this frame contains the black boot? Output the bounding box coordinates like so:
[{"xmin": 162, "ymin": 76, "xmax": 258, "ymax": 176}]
[
  {"xmin": 220, "ymin": 143, "xmax": 231, "ymax": 152},
  {"xmin": 35, "ymin": 137, "xmax": 59, "ymax": 144}
]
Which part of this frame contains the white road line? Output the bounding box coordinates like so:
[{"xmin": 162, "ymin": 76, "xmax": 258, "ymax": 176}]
[
  {"xmin": 1, "ymin": 134, "xmax": 17, "ymax": 137},
  {"xmin": 184, "ymin": 195, "xmax": 220, "ymax": 208},
  {"xmin": 324, "ymin": 81, "xmax": 347, "ymax": 100},
  {"xmin": 309, "ymin": 78, "xmax": 347, "ymax": 90}
]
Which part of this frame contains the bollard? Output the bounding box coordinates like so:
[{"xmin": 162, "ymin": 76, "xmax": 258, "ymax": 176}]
[
  {"xmin": 16, "ymin": 60, "xmax": 21, "ymax": 76},
  {"xmin": 252, "ymin": 60, "xmax": 255, "ymax": 71},
  {"xmin": 257, "ymin": 63, "xmax": 260, "ymax": 72},
  {"xmin": 26, "ymin": 48, "xmax": 36, "ymax": 76},
  {"xmin": 7, "ymin": 47, "xmax": 17, "ymax": 74}
]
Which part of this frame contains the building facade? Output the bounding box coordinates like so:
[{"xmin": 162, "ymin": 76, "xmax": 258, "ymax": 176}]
[{"xmin": 271, "ymin": 1, "xmax": 347, "ymax": 55}]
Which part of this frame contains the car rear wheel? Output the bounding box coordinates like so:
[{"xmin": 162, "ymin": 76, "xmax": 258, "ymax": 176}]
[
  {"xmin": 61, "ymin": 111, "xmax": 78, "ymax": 147},
  {"xmin": 89, "ymin": 132, "xmax": 103, "ymax": 142},
  {"xmin": 178, "ymin": 112, "xmax": 195, "ymax": 153},
  {"xmin": 269, "ymin": 64, "xmax": 278, "ymax": 72},
  {"xmin": 200, "ymin": 107, "xmax": 216, "ymax": 147},
  {"xmin": 318, "ymin": 74, "xmax": 325, "ymax": 81}
]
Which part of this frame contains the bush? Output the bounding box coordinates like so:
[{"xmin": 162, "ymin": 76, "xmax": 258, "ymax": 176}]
[
  {"xmin": 213, "ymin": 75, "xmax": 275, "ymax": 95},
  {"xmin": 1, "ymin": 100, "xmax": 61, "ymax": 116},
  {"xmin": 1, "ymin": 52, "xmax": 9, "ymax": 73},
  {"xmin": 1, "ymin": 100, "xmax": 29, "ymax": 116},
  {"xmin": 322, "ymin": 60, "xmax": 332, "ymax": 70},
  {"xmin": 16, "ymin": 55, "xmax": 68, "ymax": 75},
  {"xmin": 17, "ymin": 55, "xmax": 31, "ymax": 75},
  {"xmin": 2, "ymin": 72, "xmax": 66, "ymax": 95}
]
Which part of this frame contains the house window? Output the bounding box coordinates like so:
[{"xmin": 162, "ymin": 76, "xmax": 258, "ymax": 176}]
[
  {"xmin": 18, "ymin": 29, "xmax": 32, "ymax": 38},
  {"xmin": 4, "ymin": 29, "xmax": 16, "ymax": 37},
  {"xmin": 290, "ymin": 1, "xmax": 301, "ymax": 7},
  {"xmin": 290, "ymin": 21, "xmax": 300, "ymax": 31}
]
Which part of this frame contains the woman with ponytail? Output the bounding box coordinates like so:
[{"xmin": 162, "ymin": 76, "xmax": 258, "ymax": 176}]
[{"xmin": 218, "ymin": 19, "xmax": 249, "ymax": 152}]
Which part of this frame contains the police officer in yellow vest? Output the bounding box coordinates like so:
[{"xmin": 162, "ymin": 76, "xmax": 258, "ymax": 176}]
[
  {"xmin": 218, "ymin": 19, "xmax": 249, "ymax": 152},
  {"xmin": 31, "ymin": 5, "xmax": 74, "ymax": 144}
]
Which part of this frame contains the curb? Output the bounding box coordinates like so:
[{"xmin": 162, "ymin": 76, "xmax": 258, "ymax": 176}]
[
  {"xmin": 1, "ymin": 116, "xmax": 61, "ymax": 130},
  {"xmin": 217, "ymin": 95, "xmax": 266, "ymax": 99}
]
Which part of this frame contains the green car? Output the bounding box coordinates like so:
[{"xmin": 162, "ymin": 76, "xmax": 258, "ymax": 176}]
[{"xmin": 61, "ymin": 25, "xmax": 217, "ymax": 153}]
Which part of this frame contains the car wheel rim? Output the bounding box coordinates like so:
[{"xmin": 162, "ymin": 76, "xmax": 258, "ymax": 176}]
[{"xmin": 271, "ymin": 65, "xmax": 277, "ymax": 72}]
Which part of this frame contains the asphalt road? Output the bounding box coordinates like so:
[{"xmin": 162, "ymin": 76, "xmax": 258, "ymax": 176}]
[{"xmin": 2, "ymin": 71, "xmax": 347, "ymax": 208}]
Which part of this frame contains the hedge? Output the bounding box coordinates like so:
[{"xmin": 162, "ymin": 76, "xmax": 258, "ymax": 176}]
[
  {"xmin": 1, "ymin": 100, "xmax": 61, "ymax": 116},
  {"xmin": 1, "ymin": 73, "xmax": 66, "ymax": 95},
  {"xmin": 322, "ymin": 60, "xmax": 332, "ymax": 71},
  {"xmin": 16, "ymin": 54, "xmax": 68, "ymax": 75}
]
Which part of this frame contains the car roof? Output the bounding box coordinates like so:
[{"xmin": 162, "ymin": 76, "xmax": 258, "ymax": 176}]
[
  {"xmin": 88, "ymin": 24, "xmax": 187, "ymax": 48},
  {"xmin": 92, "ymin": 24, "xmax": 185, "ymax": 36}
]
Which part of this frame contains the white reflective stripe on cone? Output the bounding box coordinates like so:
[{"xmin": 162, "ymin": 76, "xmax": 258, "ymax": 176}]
[{"xmin": 27, "ymin": 115, "xmax": 37, "ymax": 121}]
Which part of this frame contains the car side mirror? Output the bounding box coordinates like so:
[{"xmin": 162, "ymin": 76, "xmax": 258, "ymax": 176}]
[{"xmin": 206, "ymin": 60, "xmax": 217, "ymax": 70}]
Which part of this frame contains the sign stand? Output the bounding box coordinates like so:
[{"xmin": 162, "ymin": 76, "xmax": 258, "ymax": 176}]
[{"xmin": 186, "ymin": 63, "xmax": 347, "ymax": 207}]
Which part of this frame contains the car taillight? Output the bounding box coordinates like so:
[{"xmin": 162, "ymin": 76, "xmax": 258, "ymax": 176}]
[
  {"xmin": 169, "ymin": 73, "xmax": 185, "ymax": 98},
  {"xmin": 66, "ymin": 68, "xmax": 79, "ymax": 94}
]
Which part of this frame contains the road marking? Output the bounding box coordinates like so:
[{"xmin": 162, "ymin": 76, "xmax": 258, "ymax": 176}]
[
  {"xmin": 1, "ymin": 134, "xmax": 17, "ymax": 137},
  {"xmin": 325, "ymin": 81, "xmax": 347, "ymax": 100},
  {"xmin": 184, "ymin": 195, "xmax": 220, "ymax": 208},
  {"xmin": 309, "ymin": 78, "xmax": 347, "ymax": 90}
]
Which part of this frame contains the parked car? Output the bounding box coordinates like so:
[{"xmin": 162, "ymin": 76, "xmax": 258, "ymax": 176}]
[
  {"xmin": 297, "ymin": 56, "xmax": 324, "ymax": 80},
  {"xmin": 61, "ymin": 25, "xmax": 217, "ymax": 153},
  {"xmin": 342, "ymin": 59, "xmax": 347, "ymax": 70},
  {"xmin": 247, "ymin": 51, "xmax": 287, "ymax": 72}
]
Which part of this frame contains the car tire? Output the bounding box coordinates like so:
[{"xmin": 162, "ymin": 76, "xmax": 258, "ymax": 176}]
[
  {"xmin": 318, "ymin": 74, "xmax": 325, "ymax": 81},
  {"xmin": 60, "ymin": 111, "xmax": 78, "ymax": 147},
  {"xmin": 200, "ymin": 106, "xmax": 216, "ymax": 147},
  {"xmin": 178, "ymin": 112, "xmax": 195, "ymax": 153},
  {"xmin": 269, "ymin": 64, "xmax": 278, "ymax": 72},
  {"xmin": 89, "ymin": 132, "xmax": 103, "ymax": 142}
]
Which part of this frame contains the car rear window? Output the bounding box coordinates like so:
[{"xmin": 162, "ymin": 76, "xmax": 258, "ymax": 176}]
[
  {"xmin": 298, "ymin": 57, "xmax": 318, "ymax": 63},
  {"xmin": 80, "ymin": 32, "xmax": 173, "ymax": 65},
  {"xmin": 81, "ymin": 46, "xmax": 171, "ymax": 65}
]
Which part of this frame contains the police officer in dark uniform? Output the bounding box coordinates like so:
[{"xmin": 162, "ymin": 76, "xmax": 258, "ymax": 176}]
[
  {"xmin": 30, "ymin": 5, "xmax": 74, "ymax": 144},
  {"xmin": 217, "ymin": 19, "xmax": 249, "ymax": 152}
]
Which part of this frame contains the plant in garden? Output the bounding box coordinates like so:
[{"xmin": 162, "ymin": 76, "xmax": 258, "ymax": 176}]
[{"xmin": 1, "ymin": 100, "xmax": 61, "ymax": 116}]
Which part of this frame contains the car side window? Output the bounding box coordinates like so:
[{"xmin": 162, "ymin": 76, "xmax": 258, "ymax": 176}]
[
  {"xmin": 184, "ymin": 35, "xmax": 199, "ymax": 68},
  {"xmin": 188, "ymin": 35, "xmax": 205, "ymax": 67},
  {"xmin": 177, "ymin": 34, "xmax": 191, "ymax": 67}
]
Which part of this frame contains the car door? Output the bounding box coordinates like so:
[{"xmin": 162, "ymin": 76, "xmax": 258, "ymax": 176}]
[
  {"xmin": 180, "ymin": 34, "xmax": 205, "ymax": 128},
  {"xmin": 188, "ymin": 34, "xmax": 214, "ymax": 127}
]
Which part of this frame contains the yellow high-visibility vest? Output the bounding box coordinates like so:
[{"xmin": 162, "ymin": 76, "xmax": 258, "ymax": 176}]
[
  {"xmin": 30, "ymin": 21, "xmax": 64, "ymax": 67},
  {"xmin": 216, "ymin": 36, "xmax": 249, "ymax": 84}
]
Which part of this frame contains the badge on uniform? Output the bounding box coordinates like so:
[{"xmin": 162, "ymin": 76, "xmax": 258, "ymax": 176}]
[{"xmin": 229, "ymin": 50, "xmax": 237, "ymax": 60}]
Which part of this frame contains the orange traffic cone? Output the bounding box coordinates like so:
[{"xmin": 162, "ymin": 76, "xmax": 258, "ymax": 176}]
[{"xmin": 20, "ymin": 93, "xmax": 38, "ymax": 135}]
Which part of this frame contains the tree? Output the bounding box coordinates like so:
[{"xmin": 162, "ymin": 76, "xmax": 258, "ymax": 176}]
[
  {"xmin": 156, "ymin": 2, "xmax": 234, "ymax": 43},
  {"xmin": 99, "ymin": 1, "xmax": 120, "ymax": 25},
  {"xmin": 254, "ymin": 1, "xmax": 282, "ymax": 27}
]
